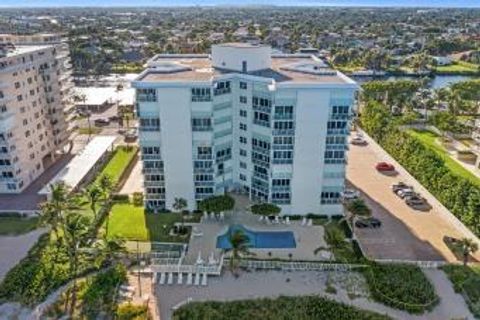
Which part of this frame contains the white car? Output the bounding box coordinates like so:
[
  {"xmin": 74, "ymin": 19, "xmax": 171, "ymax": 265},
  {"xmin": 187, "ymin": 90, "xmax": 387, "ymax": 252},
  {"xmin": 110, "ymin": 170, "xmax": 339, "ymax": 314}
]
[
  {"xmin": 341, "ymin": 189, "xmax": 360, "ymax": 200},
  {"xmin": 351, "ymin": 136, "xmax": 367, "ymax": 146}
]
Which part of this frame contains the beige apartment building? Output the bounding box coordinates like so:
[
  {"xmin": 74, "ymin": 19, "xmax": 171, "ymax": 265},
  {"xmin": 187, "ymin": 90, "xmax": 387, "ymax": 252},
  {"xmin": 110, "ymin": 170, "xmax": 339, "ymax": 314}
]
[{"xmin": 0, "ymin": 34, "xmax": 74, "ymax": 193}]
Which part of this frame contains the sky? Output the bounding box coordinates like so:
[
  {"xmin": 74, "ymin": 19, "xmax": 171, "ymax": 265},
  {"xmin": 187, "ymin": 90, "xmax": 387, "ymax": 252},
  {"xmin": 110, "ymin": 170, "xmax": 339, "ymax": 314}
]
[{"xmin": 1, "ymin": 0, "xmax": 479, "ymax": 8}]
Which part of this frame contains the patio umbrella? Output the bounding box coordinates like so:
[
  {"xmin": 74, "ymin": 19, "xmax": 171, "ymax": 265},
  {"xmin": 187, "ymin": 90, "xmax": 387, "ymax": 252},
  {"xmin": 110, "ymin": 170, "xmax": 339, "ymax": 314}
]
[{"xmin": 196, "ymin": 251, "xmax": 204, "ymax": 265}]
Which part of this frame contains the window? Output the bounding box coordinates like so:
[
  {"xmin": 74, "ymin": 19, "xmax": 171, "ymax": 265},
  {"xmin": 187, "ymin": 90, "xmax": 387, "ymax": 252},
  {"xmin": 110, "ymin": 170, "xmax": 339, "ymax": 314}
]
[
  {"xmin": 240, "ymin": 161, "xmax": 247, "ymax": 169},
  {"xmin": 191, "ymin": 118, "xmax": 212, "ymax": 131},
  {"xmin": 14, "ymin": 82, "xmax": 20, "ymax": 89},
  {"xmin": 242, "ymin": 60, "xmax": 247, "ymax": 72},
  {"xmin": 239, "ymin": 81, "xmax": 247, "ymax": 90},
  {"xmin": 253, "ymin": 111, "xmax": 270, "ymax": 127},
  {"xmin": 239, "ymin": 173, "xmax": 247, "ymax": 181},
  {"xmin": 239, "ymin": 123, "xmax": 247, "ymax": 131},
  {"xmin": 239, "ymin": 136, "xmax": 247, "ymax": 144},
  {"xmin": 239, "ymin": 109, "xmax": 247, "ymax": 117},
  {"xmin": 239, "ymin": 96, "xmax": 247, "ymax": 104},
  {"xmin": 191, "ymin": 87, "xmax": 211, "ymax": 102},
  {"xmin": 239, "ymin": 149, "xmax": 247, "ymax": 157}
]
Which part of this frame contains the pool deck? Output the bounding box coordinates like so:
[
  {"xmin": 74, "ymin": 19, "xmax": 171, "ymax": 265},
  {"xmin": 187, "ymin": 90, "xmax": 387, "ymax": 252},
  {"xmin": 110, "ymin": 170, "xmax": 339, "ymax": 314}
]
[{"xmin": 183, "ymin": 195, "xmax": 329, "ymax": 264}]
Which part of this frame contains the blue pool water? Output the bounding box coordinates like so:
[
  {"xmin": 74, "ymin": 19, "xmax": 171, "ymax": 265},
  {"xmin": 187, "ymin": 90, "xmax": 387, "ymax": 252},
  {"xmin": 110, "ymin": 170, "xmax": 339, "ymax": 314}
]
[{"xmin": 216, "ymin": 224, "xmax": 296, "ymax": 249}]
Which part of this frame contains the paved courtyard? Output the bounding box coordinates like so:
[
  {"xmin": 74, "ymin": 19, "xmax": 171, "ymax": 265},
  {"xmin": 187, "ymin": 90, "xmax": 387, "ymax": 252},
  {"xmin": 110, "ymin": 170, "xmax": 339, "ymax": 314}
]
[
  {"xmin": 120, "ymin": 159, "xmax": 144, "ymax": 194},
  {"xmin": 347, "ymin": 130, "xmax": 480, "ymax": 263},
  {"xmin": 183, "ymin": 195, "xmax": 328, "ymax": 265}
]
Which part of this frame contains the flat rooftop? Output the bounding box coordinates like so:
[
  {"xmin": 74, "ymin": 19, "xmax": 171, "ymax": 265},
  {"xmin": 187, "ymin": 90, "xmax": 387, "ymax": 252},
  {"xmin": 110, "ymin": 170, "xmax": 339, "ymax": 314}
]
[
  {"xmin": 136, "ymin": 54, "xmax": 354, "ymax": 85},
  {"xmin": 38, "ymin": 136, "xmax": 117, "ymax": 195},
  {"xmin": 75, "ymin": 86, "xmax": 135, "ymax": 106},
  {"xmin": 1, "ymin": 45, "xmax": 52, "ymax": 59}
]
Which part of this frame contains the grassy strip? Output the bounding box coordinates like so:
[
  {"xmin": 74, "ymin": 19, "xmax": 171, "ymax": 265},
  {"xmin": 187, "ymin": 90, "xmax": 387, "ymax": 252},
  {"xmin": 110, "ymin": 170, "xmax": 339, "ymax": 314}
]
[
  {"xmin": 363, "ymin": 263, "xmax": 439, "ymax": 314},
  {"xmin": 173, "ymin": 295, "xmax": 391, "ymax": 320},
  {"xmin": 435, "ymin": 61, "xmax": 480, "ymax": 74},
  {"xmin": 441, "ymin": 265, "xmax": 480, "ymax": 318},
  {"xmin": 94, "ymin": 146, "xmax": 137, "ymax": 186},
  {"xmin": 0, "ymin": 216, "xmax": 39, "ymax": 235},
  {"xmin": 406, "ymin": 129, "xmax": 480, "ymax": 187},
  {"xmin": 107, "ymin": 203, "xmax": 200, "ymax": 243}
]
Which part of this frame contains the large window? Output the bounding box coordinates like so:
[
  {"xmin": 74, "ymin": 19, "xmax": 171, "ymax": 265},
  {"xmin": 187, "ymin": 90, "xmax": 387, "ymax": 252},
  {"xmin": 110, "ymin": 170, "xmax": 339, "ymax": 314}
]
[
  {"xmin": 191, "ymin": 87, "xmax": 211, "ymax": 102},
  {"xmin": 191, "ymin": 118, "xmax": 212, "ymax": 131}
]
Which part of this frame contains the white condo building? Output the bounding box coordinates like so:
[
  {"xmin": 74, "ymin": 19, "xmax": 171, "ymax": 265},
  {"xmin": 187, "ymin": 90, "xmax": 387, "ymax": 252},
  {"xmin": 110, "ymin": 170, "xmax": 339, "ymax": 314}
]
[
  {"xmin": 0, "ymin": 34, "xmax": 74, "ymax": 193},
  {"xmin": 133, "ymin": 43, "xmax": 358, "ymax": 216}
]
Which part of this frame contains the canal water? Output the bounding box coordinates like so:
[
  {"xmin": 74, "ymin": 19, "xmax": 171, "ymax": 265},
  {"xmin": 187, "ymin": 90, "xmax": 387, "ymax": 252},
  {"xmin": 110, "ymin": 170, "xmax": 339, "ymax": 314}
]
[{"xmin": 353, "ymin": 75, "xmax": 479, "ymax": 89}]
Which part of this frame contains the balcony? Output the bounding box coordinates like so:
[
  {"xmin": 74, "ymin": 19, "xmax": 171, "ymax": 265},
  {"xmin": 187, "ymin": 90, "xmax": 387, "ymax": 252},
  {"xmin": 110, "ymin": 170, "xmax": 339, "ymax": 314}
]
[
  {"xmin": 142, "ymin": 154, "xmax": 162, "ymax": 160},
  {"xmin": 213, "ymin": 87, "xmax": 231, "ymax": 96},
  {"xmin": 137, "ymin": 94, "xmax": 157, "ymax": 102}
]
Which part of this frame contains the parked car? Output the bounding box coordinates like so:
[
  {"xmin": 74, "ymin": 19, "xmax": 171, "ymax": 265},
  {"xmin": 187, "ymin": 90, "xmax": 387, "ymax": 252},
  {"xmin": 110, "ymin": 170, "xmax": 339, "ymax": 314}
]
[
  {"xmin": 396, "ymin": 188, "xmax": 417, "ymax": 199},
  {"xmin": 94, "ymin": 118, "xmax": 110, "ymax": 126},
  {"xmin": 351, "ymin": 136, "xmax": 367, "ymax": 146},
  {"xmin": 109, "ymin": 115, "xmax": 120, "ymax": 122},
  {"xmin": 406, "ymin": 195, "xmax": 428, "ymax": 208},
  {"xmin": 124, "ymin": 128, "xmax": 138, "ymax": 141},
  {"xmin": 341, "ymin": 189, "xmax": 360, "ymax": 200},
  {"xmin": 355, "ymin": 217, "xmax": 382, "ymax": 229},
  {"xmin": 375, "ymin": 162, "xmax": 395, "ymax": 172},
  {"xmin": 391, "ymin": 182, "xmax": 410, "ymax": 193}
]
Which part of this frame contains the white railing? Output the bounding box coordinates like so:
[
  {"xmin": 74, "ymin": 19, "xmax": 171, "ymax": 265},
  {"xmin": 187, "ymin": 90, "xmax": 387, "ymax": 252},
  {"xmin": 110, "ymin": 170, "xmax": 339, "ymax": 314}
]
[{"xmin": 236, "ymin": 259, "xmax": 366, "ymax": 271}]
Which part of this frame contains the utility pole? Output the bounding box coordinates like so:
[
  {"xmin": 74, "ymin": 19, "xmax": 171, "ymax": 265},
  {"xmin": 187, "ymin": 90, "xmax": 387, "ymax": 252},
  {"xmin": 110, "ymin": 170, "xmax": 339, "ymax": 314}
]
[{"xmin": 136, "ymin": 239, "xmax": 142, "ymax": 297}]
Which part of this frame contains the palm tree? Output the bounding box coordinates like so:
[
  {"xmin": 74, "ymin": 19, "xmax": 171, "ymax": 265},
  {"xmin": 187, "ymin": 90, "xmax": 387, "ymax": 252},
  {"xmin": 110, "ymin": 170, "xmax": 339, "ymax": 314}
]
[
  {"xmin": 346, "ymin": 198, "xmax": 371, "ymax": 238},
  {"xmin": 173, "ymin": 197, "xmax": 188, "ymax": 233},
  {"xmin": 40, "ymin": 182, "xmax": 79, "ymax": 244},
  {"xmin": 94, "ymin": 237, "xmax": 126, "ymax": 267},
  {"xmin": 85, "ymin": 183, "xmax": 102, "ymax": 220},
  {"xmin": 61, "ymin": 212, "xmax": 91, "ymax": 316},
  {"xmin": 99, "ymin": 174, "xmax": 114, "ymax": 237},
  {"xmin": 226, "ymin": 229, "xmax": 253, "ymax": 276},
  {"xmin": 455, "ymin": 238, "xmax": 479, "ymax": 266}
]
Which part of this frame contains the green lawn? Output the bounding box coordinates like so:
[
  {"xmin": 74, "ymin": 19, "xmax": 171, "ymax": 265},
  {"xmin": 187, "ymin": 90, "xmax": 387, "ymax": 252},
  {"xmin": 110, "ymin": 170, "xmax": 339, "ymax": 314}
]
[
  {"xmin": 436, "ymin": 61, "xmax": 480, "ymax": 74},
  {"xmin": 441, "ymin": 265, "xmax": 480, "ymax": 318},
  {"xmin": 107, "ymin": 203, "xmax": 197, "ymax": 243},
  {"xmin": 406, "ymin": 129, "xmax": 480, "ymax": 187},
  {"xmin": 77, "ymin": 127, "xmax": 102, "ymax": 135},
  {"xmin": 0, "ymin": 216, "xmax": 39, "ymax": 235},
  {"xmin": 94, "ymin": 146, "xmax": 137, "ymax": 186}
]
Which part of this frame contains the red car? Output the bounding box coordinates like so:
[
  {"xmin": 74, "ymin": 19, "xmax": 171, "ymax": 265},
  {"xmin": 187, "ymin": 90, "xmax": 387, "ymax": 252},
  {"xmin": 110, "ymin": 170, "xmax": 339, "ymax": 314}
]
[{"xmin": 375, "ymin": 162, "xmax": 395, "ymax": 172}]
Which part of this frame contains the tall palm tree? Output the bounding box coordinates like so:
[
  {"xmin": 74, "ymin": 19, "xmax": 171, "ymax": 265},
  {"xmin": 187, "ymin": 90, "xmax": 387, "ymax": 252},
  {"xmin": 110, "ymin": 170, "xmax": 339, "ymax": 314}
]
[
  {"xmin": 94, "ymin": 237, "xmax": 126, "ymax": 267},
  {"xmin": 99, "ymin": 174, "xmax": 114, "ymax": 237},
  {"xmin": 85, "ymin": 183, "xmax": 102, "ymax": 220},
  {"xmin": 226, "ymin": 229, "xmax": 253, "ymax": 276},
  {"xmin": 455, "ymin": 238, "xmax": 479, "ymax": 266},
  {"xmin": 173, "ymin": 197, "xmax": 188, "ymax": 232},
  {"xmin": 61, "ymin": 212, "xmax": 91, "ymax": 316},
  {"xmin": 346, "ymin": 198, "xmax": 371, "ymax": 239}
]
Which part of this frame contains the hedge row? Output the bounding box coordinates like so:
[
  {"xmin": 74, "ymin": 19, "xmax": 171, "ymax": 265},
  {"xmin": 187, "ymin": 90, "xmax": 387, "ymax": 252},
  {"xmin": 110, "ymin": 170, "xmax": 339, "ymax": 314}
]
[{"xmin": 173, "ymin": 295, "xmax": 391, "ymax": 320}]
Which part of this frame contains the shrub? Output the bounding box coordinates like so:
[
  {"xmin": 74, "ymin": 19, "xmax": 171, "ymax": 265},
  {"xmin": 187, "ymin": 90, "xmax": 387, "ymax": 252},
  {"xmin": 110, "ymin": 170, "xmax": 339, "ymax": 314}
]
[
  {"xmin": 173, "ymin": 295, "xmax": 391, "ymax": 320},
  {"xmin": 116, "ymin": 303, "xmax": 152, "ymax": 320},
  {"xmin": 198, "ymin": 195, "xmax": 235, "ymax": 213},
  {"xmin": 251, "ymin": 203, "xmax": 281, "ymax": 216},
  {"xmin": 81, "ymin": 264, "xmax": 127, "ymax": 318},
  {"xmin": 132, "ymin": 192, "xmax": 144, "ymax": 206},
  {"xmin": 364, "ymin": 263, "xmax": 439, "ymax": 313},
  {"xmin": 112, "ymin": 194, "xmax": 131, "ymax": 203},
  {"xmin": 441, "ymin": 265, "xmax": 480, "ymax": 318}
]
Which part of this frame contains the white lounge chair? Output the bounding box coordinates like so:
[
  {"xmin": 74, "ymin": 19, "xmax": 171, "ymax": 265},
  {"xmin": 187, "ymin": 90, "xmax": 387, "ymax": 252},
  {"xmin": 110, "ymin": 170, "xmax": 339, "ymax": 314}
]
[
  {"xmin": 258, "ymin": 215, "xmax": 264, "ymax": 222},
  {"xmin": 167, "ymin": 272, "xmax": 173, "ymax": 285},
  {"xmin": 208, "ymin": 252, "xmax": 217, "ymax": 265},
  {"xmin": 274, "ymin": 216, "xmax": 280, "ymax": 224},
  {"xmin": 159, "ymin": 272, "xmax": 166, "ymax": 285},
  {"xmin": 194, "ymin": 273, "xmax": 200, "ymax": 286},
  {"xmin": 187, "ymin": 273, "xmax": 193, "ymax": 285},
  {"xmin": 196, "ymin": 251, "xmax": 204, "ymax": 265},
  {"xmin": 177, "ymin": 272, "xmax": 183, "ymax": 285},
  {"xmin": 201, "ymin": 273, "xmax": 208, "ymax": 286}
]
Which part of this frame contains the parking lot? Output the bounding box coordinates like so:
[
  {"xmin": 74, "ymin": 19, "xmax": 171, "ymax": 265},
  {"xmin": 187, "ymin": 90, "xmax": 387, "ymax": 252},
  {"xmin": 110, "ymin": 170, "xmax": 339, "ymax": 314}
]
[{"xmin": 347, "ymin": 130, "xmax": 480, "ymax": 263}]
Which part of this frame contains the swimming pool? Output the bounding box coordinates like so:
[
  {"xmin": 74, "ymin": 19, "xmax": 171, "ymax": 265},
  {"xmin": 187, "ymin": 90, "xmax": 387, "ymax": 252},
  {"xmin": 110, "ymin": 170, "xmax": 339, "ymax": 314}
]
[{"xmin": 216, "ymin": 224, "xmax": 296, "ymax": 249}]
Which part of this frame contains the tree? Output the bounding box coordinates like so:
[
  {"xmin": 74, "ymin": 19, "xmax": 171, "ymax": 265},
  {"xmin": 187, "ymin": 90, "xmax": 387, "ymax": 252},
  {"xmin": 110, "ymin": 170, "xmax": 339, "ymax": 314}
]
[
  {"xmin": 346, "ymin": 199, "xmax": 371, "ymax": 237},
  {"xmin": 455, "ymin": 238, "xmax": 479, "ymax": 266},
  {"xmin": 250, "ymin": 203, "xmax": 281, "ymax": 216},
  {"xmin": 99, "ymin": 174, "xmax": 114, "ymax": 237},
  {"xmin": 94, "ymin": 237, "xmax": 126, "ymax": 267},
  {"xmin": 61, "ymin": 212, "xmax": 91, "ymax": 316},
  {"xmin": 173, "ymin": 197, "xmax": 188, "ymax": 232},
  {"xmin": 85, "ymin": 184, "xmax": 102, "ymax": 220},
  {"xmin": 39, "ymin": 182, "xmax": 79, "ymax": 244},
  {"xmin": 226, "ymin": 229, "xmax": 253, "ymax": 276}
]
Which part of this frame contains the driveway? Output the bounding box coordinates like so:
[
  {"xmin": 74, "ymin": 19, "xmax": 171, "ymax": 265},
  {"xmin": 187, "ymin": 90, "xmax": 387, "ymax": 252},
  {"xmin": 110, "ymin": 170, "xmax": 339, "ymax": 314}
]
[{"xmin": 347, "ymin": 130, "xmax": 480, "ymax": 263}]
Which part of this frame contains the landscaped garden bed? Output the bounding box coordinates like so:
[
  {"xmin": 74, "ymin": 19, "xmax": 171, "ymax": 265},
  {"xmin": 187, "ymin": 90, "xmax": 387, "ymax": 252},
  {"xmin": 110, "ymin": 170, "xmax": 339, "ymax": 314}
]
[
  {"xmin": 173, "ymin": 295, "xmax": 392, "ymax": 320},
  {"xmin": 363, "ymin": 263, "xmax": 439, "ymax": 313},
  {"xmin": 0, "ymin": 215, "xmax": 39, "ymax": 236},
  {"xmin": 442, "ymin": 264, "xmax": 480, "ymax": 318}
]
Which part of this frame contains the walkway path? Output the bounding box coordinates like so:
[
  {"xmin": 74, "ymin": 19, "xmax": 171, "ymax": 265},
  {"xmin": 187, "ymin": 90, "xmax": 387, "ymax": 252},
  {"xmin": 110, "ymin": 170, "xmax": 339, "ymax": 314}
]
[
  {"xmin": 0, "ymin": 228, "xmax": 47, "ymax": 281},
  {"xmin": 155, "ymin": 269, "xmax": 474, "ymax": 320}
]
